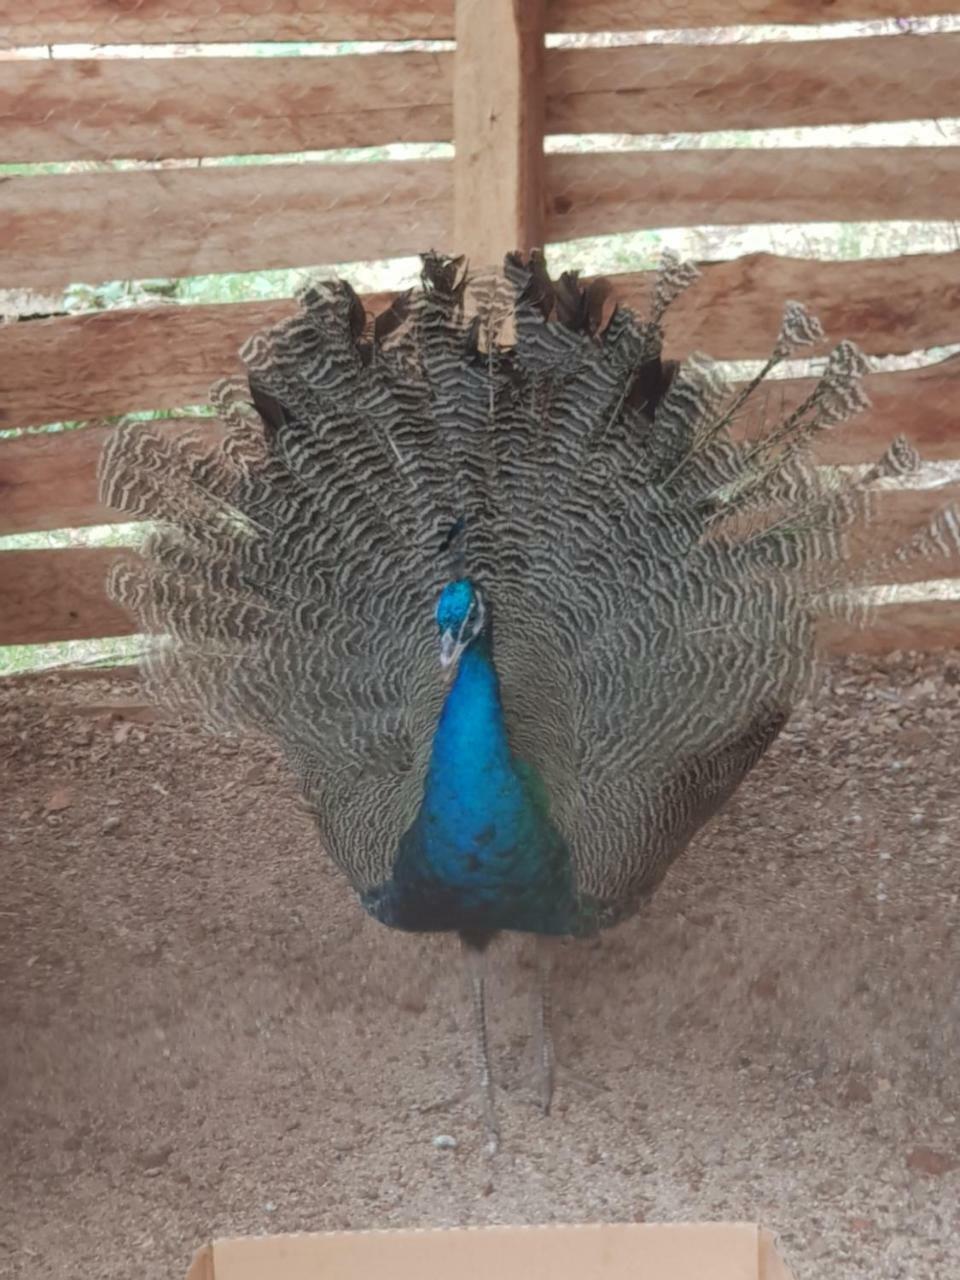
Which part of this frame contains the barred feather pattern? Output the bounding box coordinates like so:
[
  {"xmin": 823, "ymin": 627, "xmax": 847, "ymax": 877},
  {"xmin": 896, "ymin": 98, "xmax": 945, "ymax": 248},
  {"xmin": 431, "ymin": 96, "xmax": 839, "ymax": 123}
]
[{"xmin": 98, "ymin": 253, "xmax": 960, "ymax": 934}]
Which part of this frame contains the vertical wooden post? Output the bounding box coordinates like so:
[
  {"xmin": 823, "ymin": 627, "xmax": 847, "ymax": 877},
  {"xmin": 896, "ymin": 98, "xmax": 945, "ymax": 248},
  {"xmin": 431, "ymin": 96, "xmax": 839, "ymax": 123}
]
[{"xmin": 453, "ymin": 0, "xmax": 546, "ymax": 267}]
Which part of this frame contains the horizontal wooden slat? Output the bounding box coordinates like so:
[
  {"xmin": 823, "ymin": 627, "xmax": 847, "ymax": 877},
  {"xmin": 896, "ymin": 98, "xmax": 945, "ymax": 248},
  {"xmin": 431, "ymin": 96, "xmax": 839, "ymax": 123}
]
[
  {"xmin": 821, "ymin": 601, "xmax": 960, "ymax": 653},
  {"xmin": 0, "ymin": 662, "xmax": 141, "ymax": 688},
  {"xmin": 6, "ymin": 147, "xmax": 959, "ymax": 292},
  {"xmin": 0, "ymin": 54, "xmax": 454, "ymax": 164},
  {"xmin": 0, "ymin": 160, "xmax": 450, "ymax": 291},
  {"xmin": 0, "ymin": 2, "xmax": 454, "ymax": 45},
  {"xmin": 549, "ymin": 34, "xmax": 960, "ymax": 136},
  {"xmin": 3, "ymin": 368, "xmax": 959, "ymax": 538},
  {"xmin": 6, "ymin": 603, "xmax": 960, "ymax": 670},
  {"xmin": 4, "ymin": 535, "xmax": 959, "ymax": 648},
  {"xmin": 848, "ymin": 483, "xmax": 960, "ymax": 585},
  {"xmin": 3, "ymin": 252, "xmax": 959, "ymax": 431},
  {"xmin": 1, "ymin": 361, "xmax": 958, "ymax": 541},
  {"xmin": 0, "ymin": 301, "xmax": 279, "ymax": 430},
  {"xmin": 553, "ymin": 1, "xmax": 960, "ymax": 31},
  {"xmin": 790, "ymin": 354, "xmax": 960, "ymax": 466},
  {"xmin": 665, "ymin": 252, "xmax": 960, "ymax": 364},
  {"xmin": 547, "ymin": 148, "xmax": 960, "ymax": 242},
  {"xmin": 0, "ymin": 294, "xmax": 395, "ymax": 429},
  {"xmin": 7, "ymin": 33, "xmax": 957, "ymax": 165},
  {"xmin": 0, "ymin": 421, "xmax": 223, "ymax": 535},
  {"xmin": 1, "ymin": 0, "xmax": 952, "ymax": 44},
  {"xmin": 0, "ymin": 547, "xmax": 135, "ymax": 645}
]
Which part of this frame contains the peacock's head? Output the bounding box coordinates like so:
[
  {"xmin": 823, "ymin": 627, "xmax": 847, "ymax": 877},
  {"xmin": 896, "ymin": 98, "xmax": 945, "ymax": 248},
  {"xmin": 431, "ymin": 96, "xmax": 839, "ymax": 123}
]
[{"xmin": 436, "ymin": 578, "xmax": 487, "ymax": 669}]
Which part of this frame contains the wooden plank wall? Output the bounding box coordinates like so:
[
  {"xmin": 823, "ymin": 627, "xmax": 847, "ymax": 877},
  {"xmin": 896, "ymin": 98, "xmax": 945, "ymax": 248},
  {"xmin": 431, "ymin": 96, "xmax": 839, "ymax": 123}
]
[{"xmin": 2, "ymin": 1, "xmax": 960, "ymax": 655}]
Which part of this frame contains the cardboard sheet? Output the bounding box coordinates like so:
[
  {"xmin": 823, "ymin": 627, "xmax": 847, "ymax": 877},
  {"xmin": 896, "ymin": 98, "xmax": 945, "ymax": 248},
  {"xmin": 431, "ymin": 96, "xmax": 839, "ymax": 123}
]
[{"xmin": 186, "ymin": 1221, "xmax": 797, "ymax": 1279}]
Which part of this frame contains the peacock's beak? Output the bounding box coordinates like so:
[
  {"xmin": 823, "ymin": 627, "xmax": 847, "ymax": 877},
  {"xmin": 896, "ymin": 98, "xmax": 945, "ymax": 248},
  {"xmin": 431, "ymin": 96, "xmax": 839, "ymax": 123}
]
[{"xmin": 439, "ymin": 628, "xmax": 465, "ymax": 672}]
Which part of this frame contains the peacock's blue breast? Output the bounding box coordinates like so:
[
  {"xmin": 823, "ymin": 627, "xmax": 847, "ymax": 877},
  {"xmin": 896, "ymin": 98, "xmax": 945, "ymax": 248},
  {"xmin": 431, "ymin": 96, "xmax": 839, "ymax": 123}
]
[{"xmin": 362, "ymin": 634, "xmax": 581, "ymax": 936}]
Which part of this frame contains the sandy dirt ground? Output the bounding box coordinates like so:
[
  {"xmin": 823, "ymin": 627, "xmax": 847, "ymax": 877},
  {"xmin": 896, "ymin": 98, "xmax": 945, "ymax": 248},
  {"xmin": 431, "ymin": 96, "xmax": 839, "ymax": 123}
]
[{"xmin": 1, "ymin": 654, "xmax": 958, "ymax": 1279}]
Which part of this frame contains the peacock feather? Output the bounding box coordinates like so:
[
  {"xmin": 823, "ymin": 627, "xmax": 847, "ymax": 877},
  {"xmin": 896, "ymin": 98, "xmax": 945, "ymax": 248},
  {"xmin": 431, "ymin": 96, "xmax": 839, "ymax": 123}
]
[{"xmin": 98, "ymin": 252, "xmax": 960, "ymax": 1149}]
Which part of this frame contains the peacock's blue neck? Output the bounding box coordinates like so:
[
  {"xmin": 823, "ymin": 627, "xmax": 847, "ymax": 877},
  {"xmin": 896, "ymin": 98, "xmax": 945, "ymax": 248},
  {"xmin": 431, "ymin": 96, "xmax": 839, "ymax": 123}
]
[
  {"xmin": 424, "ymin": 629, "xmax": 519, "ymax": 856},
  {"xmin": 365, "ymin": 622, "xmax": 579, "ymax": 936}
]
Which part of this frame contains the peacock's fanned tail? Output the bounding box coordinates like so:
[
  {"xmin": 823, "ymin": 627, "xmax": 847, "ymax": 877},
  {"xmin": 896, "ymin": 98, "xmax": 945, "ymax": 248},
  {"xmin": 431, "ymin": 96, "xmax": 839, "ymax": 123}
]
[{"xmin": 98, "ymin": 252, "xmax": 960, "ymax": 929}]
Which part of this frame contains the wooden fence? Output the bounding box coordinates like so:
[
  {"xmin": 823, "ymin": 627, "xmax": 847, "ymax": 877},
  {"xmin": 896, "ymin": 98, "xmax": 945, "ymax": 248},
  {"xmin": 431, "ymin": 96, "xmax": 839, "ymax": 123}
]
[{"xmin": 2, "ymin": 0, "xmax": 960, "ymax": 659}]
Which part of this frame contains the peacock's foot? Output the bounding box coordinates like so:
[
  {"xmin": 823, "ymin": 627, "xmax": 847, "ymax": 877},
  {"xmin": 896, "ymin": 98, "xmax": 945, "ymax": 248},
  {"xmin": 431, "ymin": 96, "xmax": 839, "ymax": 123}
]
[
  {"xmin": 523, "ymin": 1057, "xmax": 609, "ymax": 1115},
  {"xmin": 481, "ymin": 1103, "xmax": 500, "ymax": 1157},
  {"xmin": 412, "ymin": 1087, "xmax": 470, "ymax": 1116},
  {"xmin": 413, "ymin": 1084, "xmax": 500, "ymax": 1156}
]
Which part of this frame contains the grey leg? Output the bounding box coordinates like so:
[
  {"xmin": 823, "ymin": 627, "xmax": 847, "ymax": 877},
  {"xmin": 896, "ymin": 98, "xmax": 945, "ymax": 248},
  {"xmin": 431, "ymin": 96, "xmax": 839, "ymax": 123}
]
[
  {"xmin": 529, "ymin": 937, "xmax": 604, "ymax": 1110},
  {"xmin": 532, "ymin": 935, "xmax": 556, "ymax": 1114},
  {"xmin": 461, "ymin": 937, "xmax": 500, "ymax": 1155}
]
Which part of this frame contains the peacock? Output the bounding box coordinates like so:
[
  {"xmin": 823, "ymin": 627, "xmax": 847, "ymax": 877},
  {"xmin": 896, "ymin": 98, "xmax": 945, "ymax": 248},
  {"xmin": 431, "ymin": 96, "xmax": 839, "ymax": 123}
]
[{"xmin": 98, "ymin": 251, "xmax": 958, "ymax": 1152}]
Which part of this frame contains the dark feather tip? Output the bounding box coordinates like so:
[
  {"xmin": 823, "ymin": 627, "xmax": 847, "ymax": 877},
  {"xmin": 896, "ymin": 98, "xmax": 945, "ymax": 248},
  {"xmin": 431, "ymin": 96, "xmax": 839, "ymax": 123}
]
[
  {"xmin": 248, "ymin": 378, "xmax": 293, "ymax": 440},
  {"xmin": 628, "ymin": 357, "xmax": 678, "ymax": 420},
  {"xmin": 422, "ymin": 251, "xmax": 469, "ymax": 302},
  {"xmin": 373, "ymin": 290, "xmax": 412, "ymax": 344},
  {"xmin": 342, "ymin": 281, "xmax": 367, "ymax": 341},
  {"xmin": 554, "ymin": 270, "xmax": 587, "ymax": 331},
  {"xmin": 583, "ymin": 277, "xmax": 617, "ymax": 337},
  {"xmin": 512, "ymin": 250, "xmax": 556, "ymax": 320}
]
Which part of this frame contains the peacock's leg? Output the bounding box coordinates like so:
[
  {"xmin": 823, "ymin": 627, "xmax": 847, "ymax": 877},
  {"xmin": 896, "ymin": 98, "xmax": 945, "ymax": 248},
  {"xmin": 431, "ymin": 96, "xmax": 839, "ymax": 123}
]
[
  {"xmin": 528, "ymin": 937, "xmax": 606, "ymax": 1110},
  {"xmin": 532, "ymin": 934, "xmax": 556, "ymax": 1114},
  {"xmin": 460, "ymin": 934, "xmax": 500, "ymax": 1156}
]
